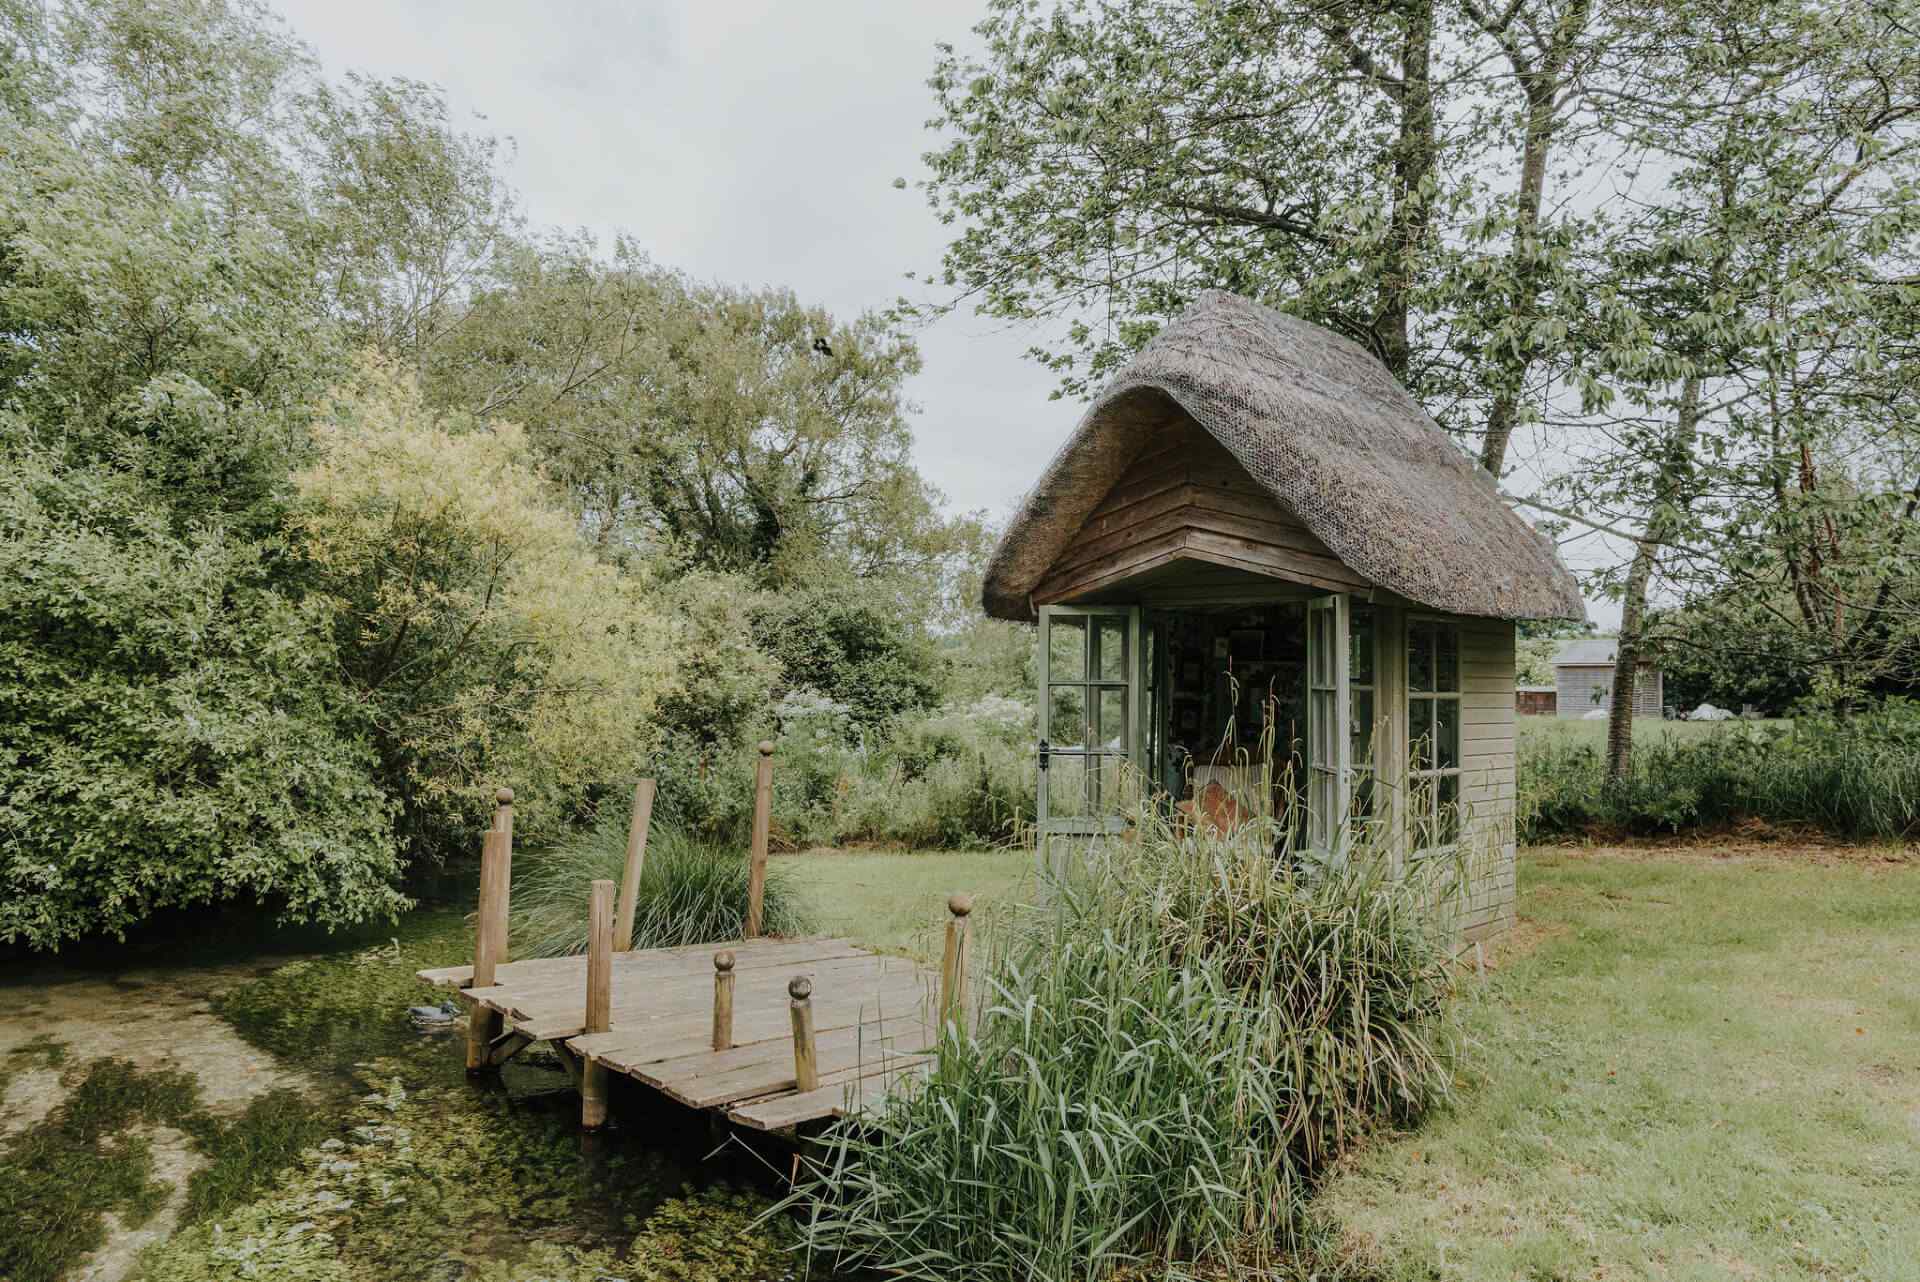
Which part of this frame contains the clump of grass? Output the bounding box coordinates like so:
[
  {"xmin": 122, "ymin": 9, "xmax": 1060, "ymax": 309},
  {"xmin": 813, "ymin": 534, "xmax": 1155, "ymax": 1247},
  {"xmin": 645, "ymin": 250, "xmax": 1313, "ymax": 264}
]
[
  {"xmin": 1519, "ymin": 701, "xmax": 1920, "ymax": 842},
  {"xmin": 787, "ymin": 805, "xmax": 1460, "ymax": 1282},
  {"xmin": 512, "ymin": 813, "xmax": 813, "ymax": 957}
]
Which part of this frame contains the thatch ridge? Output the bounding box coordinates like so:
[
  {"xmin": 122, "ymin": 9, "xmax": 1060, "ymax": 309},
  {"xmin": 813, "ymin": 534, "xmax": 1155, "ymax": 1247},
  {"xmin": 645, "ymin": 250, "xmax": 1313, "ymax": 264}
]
[{"xmin": 982, "ymin": 291, "xmax": 1585, "ymax": 622}]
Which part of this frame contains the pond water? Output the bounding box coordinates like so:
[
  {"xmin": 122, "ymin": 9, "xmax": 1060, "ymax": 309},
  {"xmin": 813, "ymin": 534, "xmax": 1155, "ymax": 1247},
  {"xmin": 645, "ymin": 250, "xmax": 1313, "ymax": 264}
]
[{"xmin": 1, "ymin": 902, "xmax": 799, "ymax": 1282}]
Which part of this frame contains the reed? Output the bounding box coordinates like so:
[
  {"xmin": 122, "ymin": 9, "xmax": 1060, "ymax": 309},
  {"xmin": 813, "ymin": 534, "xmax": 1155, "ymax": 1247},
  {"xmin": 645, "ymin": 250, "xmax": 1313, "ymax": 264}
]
[
  {"xmin": 787, "ymin": 800, "xmax": 1461, "ymax": 1281},
  {"xmin": 510, "ymin": 812, "xmax": 811, "ymax": 957}
]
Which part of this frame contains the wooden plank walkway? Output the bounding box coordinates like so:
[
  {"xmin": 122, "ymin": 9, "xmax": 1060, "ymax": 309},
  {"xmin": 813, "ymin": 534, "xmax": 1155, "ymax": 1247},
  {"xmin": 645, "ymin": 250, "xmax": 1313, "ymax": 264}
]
[
  {"xmin": 432, "ymin": 772, "xmax": 964, "ymax": 1134},
  {"xmin": 420, "ymin": 936, "xmax": 940, "ymax": 1130}
]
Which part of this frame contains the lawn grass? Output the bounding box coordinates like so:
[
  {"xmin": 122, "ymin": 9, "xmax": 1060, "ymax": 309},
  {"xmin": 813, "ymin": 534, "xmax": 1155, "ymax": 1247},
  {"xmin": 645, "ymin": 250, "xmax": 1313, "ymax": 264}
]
[
  {"xmin": 1317, "ymin": 845, "xmax": 1920, "ymax": 1281},
  {"xmin": 779, "ymin": 849, "xmax": 1034, "ymax": 960}
]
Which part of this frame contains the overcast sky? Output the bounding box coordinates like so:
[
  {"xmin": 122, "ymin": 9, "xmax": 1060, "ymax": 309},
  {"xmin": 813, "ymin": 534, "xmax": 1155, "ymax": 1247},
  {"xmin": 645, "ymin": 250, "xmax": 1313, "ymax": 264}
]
[{"xmin": 274, "ymin": 0, "xmax": 1618, "ymax": 626}]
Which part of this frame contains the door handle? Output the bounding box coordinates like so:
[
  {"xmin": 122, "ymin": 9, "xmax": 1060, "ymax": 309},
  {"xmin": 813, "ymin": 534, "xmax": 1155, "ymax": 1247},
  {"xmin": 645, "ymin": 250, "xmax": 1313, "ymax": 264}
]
[{"xmin": 1038, "ymin": 738, "xmax": 1050, "ymax": 771}]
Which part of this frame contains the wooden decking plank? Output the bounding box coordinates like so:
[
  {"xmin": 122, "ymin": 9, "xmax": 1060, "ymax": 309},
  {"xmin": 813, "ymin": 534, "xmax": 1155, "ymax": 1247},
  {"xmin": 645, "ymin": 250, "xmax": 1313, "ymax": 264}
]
[
  {"xmin": 415, "ymin": 936, "xmax": 866, "ymax": 990},
  {"xmin": 512, "ymin": 956, "xmax": 928, "ymax": 1042},
  {"xmin": 560, "ymin": 975, "xmax": 933, "ymax": 1052},
  {"xmin": 652, "ymin": 1024, "xmax": 937, "ymax": 1108},
  {"xmin": 438, "ymin": 947, "xmax": 904, "ymax": 1033},
  {"xmin": 728, "ymin": 1061, "xmax": 929, "ymax": 1131}
]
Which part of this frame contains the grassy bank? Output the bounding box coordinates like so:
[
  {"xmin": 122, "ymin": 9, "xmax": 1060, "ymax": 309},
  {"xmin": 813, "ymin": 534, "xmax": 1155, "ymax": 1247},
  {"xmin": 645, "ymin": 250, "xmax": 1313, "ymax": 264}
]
[{"xmin": 1317, "ymin": 845, "xmax": 1920, "ymax": 1280}]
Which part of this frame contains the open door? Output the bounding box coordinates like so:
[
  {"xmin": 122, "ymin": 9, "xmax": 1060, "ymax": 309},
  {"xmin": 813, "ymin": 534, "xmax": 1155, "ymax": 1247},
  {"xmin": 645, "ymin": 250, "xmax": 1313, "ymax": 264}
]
[
  {"xmin": 1306, "ymin": 594, "xmax": 1352, "ymax": 852},
  {"xmin": 1036, "ymin": 605, "xmax": 1143, "ymax": 842}
]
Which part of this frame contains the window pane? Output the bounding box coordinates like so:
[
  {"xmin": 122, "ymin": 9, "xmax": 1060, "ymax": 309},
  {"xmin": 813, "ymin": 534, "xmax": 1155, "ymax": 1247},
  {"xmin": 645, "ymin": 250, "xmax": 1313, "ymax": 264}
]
[
  {"xmin": 1350, "ymin": 605, "xmax": 1374, "ymax": 686},
  {"xmin": 1408, "ymin": 622, "xmax": 1434, "ymax": 692},
  {"xmin": 1310, "ymin": 609, "xmax": 1332, "ymax": 686},
  {"xmin": 1096, "ymin": 686, "xmax": 1128, "ymax": 754},
  {"xmin": 1409, "ymin": 697, "xmax": 1433, "ymax": 770},
  {"xmin": 1046, "ymin": 754, "xmax": 1088, "ymax": 817},
  {"xmin": 1436, "ymin": 626, "xmax": 1459, "ymax": 692},
  {"xmin": 1350, "ymin": 687, "xmax": 1374, "ymax": 765},
  {"xmin": 1095, "ymin": 618, "xmax": 1127, "ymax": 681},
  {"xmin": 1352, "ymin": 768, "xmax": 1375, "ymax": 820},
  {"xmin": 1049, "ymin": 616, "xmax": 1087, "ymax": 681},
  {"xmin": 1048, "ymin": 685, "xmax": 1086, "ymax": 747},
  {"xmin": 1311, "ymin": 688, "xmax": 1335, "ymax": 764},
  {"xmin": 1437, "ymin": 698, "xmax": 1459, "ymax": 771},
  {"xmin": 1438, "ymin": 772, "xmax": 1460, "ymax": 845}
]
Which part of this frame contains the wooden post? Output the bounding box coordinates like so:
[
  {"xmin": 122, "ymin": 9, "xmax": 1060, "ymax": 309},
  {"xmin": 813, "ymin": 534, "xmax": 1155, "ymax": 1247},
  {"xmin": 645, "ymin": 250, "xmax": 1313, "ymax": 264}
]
[
  {"xmin": 712, "ymin": 950, "xmax": 736, "ymax": 1051},
  {"xmin": 745, "ymin": 741, "xmax": 775, "ymax": 939},
  {"xmin": 788, "ymin": 975, "xmax": 818, "ymax": 1093},
  {"xmin": 939, "ymin": 893, "xmax": 973, "ymax": 1036},
  {"xmin": 465, "ymin": 788, "xmax": 514, "ymax": 1073},
  {"xmin": 614, "ymin": 779, "xmax": 656, "ymax": 952},
  {"xmin": 581, "ymin": 878, "xmax": 614, "ymax": 1129}
]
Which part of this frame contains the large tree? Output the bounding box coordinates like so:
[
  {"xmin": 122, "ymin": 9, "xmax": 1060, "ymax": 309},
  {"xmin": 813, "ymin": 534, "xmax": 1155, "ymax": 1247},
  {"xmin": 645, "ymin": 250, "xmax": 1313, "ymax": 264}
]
[
  {"xmin": 913, "ymin": 0, "xmax": 1615, "ymax": 474},
  {"xmin": 1536, "ymin": 0, "xmax": 1920, "ymax": 765},
  {"xmin": 425, "ymin": 241, "xmax": 977, "ymax": 605}
]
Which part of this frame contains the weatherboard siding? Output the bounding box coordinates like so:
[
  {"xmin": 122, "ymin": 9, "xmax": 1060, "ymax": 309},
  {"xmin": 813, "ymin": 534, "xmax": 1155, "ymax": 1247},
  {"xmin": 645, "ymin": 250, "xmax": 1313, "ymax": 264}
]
[
  {"xmin": 1033, "ymin": 420, "xmax": 1374, "ymax": 604},
  {"xmin": 1453, "ymin": 615, "xmax": 1518, "ymax": 940}
]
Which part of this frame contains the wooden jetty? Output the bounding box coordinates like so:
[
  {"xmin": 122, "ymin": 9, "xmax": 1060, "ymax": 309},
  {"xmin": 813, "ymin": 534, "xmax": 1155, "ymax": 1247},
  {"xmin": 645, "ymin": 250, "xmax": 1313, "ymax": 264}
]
[{"xmin": 420, "ymin": 744, "xmax": 970, "ymax": 1133}]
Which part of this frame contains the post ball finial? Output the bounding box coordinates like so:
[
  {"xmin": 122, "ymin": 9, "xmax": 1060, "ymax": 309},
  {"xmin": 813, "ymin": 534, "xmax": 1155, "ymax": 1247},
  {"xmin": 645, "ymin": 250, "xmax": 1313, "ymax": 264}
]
[
  {"xmin": 788, "ymin": 975, "xmax": 813, "ymax": 1001},
  {"xmin": 495, "ymin": 786, "xmax": 514, "ymax": 805},
  {"xmin": 714, "ymin": 949, "xmax": 735, "ymax": 973},
  {"xmin": 948, "ymin": 892, "xmax": 974, "ymax": 918},
  {"xmin": 758, "ymin": 739, "xmax": 775, "ymax": 756}
]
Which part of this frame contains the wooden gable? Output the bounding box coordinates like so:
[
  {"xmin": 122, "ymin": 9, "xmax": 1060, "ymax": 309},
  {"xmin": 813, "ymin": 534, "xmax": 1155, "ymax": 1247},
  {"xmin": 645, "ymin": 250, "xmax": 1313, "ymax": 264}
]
[{"xmin": 1032, "ymin": 418, "xmax": 1373, "ymax": 605}]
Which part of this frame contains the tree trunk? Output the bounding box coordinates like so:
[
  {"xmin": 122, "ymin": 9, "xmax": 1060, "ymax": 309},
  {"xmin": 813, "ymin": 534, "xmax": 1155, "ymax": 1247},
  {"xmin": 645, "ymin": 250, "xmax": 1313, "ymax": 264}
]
[
  {"xmin": 1604, "ymin": 541, "xmax": 1654, "ymax": 780},
  {"xmin": 1376, "ymin": 0, "xmax": 1437, "ymax": 382},
  {"xmin": 1606, "ymin": 373, "xmax": 1702, "ymax": 780}
]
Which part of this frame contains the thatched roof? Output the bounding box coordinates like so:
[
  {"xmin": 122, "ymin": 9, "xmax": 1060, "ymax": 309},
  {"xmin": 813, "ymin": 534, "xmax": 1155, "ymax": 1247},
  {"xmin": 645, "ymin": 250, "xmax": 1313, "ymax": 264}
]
[{"xmin": 982, "ymin": 292, "xmax": 1585, "ymax": 622}]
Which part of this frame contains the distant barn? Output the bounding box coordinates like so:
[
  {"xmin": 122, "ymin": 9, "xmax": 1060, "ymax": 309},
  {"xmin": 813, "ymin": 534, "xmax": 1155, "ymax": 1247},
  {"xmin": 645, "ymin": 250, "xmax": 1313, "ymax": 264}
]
[{"xmin": 1554, "ymin": 639, "xmax": 1663, "ymax": 719}]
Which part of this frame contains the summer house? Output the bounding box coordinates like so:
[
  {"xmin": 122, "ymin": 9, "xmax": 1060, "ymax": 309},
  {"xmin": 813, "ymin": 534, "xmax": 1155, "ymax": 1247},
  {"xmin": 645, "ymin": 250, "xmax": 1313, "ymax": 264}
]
[{"xmin": 982, "ymin": 292, "xmax": 1585, "ymax": 938}]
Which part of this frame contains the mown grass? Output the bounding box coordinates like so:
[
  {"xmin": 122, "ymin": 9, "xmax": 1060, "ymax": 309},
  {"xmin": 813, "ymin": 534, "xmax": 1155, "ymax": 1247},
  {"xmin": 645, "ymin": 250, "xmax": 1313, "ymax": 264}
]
[
  {"xmin": 1316, "ymin": 846, "xmax": 1920, "ymax": 1281},
  {"xmin": 781, "ymin": 848, "xmax": 1033, "ymax": 959}
]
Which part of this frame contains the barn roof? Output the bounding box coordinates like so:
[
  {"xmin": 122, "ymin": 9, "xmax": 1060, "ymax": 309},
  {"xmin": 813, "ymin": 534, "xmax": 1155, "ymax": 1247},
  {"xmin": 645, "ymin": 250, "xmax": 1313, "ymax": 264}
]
[
  {"xmin": 981, "ymin": 291, "xmax": 1585, "ymax": 623},
  {"xmin": 1554, "ymin": 638, "xmax": 1654, "ymax": 667}
]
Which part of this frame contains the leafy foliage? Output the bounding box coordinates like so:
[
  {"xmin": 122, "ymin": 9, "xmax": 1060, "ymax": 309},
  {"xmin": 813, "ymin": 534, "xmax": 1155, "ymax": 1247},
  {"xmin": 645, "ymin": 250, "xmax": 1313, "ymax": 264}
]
[
  {"xmin": 0, "ymin": 453, "xmax": 405, "ymax": 949},
  {"xmin": 294, "ymin": 366, "xmax": 675, "ymax": 853},
  {"xmin": 791, "ymin": 815, "xmax": 1457, "ymax": 1280},
  {"xmin": 752, "ymin": 587, "xmax": 941, "ymax": 732},
  {"xmin": 1518, "ymin": 704, "xmax": 1920, "ymax": 841}
]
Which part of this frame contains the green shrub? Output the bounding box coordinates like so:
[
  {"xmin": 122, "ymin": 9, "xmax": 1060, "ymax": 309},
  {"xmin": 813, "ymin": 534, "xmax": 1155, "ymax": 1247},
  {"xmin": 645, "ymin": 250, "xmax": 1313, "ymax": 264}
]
[
  {"xmin": 751, "ymin": 588, "xmax": 942, "ymax": 733},
  {"xmin": 649, "ymin": 695, "xmax": 1036, "ymax": 852},
  {"xmin": 789, "ymin": 811, "xmax": 1457, "ymax": 1281},
  {"xmin": 1518, "ymin": 702, "xmax": 1920, "ymax": 842},
  {"xmin": 510, "ymin": 811, "xmax": 813, "ymax": 957},
  {"xmin": 0, "ymin": 455, "xmax": 407, "ymax": 950}
]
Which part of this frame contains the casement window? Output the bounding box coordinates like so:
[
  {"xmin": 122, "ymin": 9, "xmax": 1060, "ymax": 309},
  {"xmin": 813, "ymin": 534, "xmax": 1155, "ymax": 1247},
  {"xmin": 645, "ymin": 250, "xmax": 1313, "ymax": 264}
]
[
  {"xmin": 1348, "ymin": 604, "xmax": 1377, "ymax": 824},
  {"xmin": 1407, "ymin": 618, "xmax": 1462, "ymax": 850}
]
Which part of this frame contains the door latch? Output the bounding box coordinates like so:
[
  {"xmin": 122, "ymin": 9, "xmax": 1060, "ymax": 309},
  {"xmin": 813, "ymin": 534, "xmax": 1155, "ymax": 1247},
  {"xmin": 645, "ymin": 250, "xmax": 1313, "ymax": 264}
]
[{"xmin": 1038, "ymin": 738, "xmax": 1050, "ymax": 771}]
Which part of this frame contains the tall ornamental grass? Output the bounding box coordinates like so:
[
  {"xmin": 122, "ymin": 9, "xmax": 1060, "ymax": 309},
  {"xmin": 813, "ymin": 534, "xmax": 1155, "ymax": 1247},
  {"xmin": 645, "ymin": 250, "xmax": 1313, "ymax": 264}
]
[
  {"xmin": 1520, "ymin": 702, "xmax": 1920, "ymax": 842},
  {"xmin": 788, "ymin": 807, "xmax": 1462, "ymax": 1281},
  {"xmin": 509, "ymin": 812, "xmax": 811, "ymax": 957}
]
